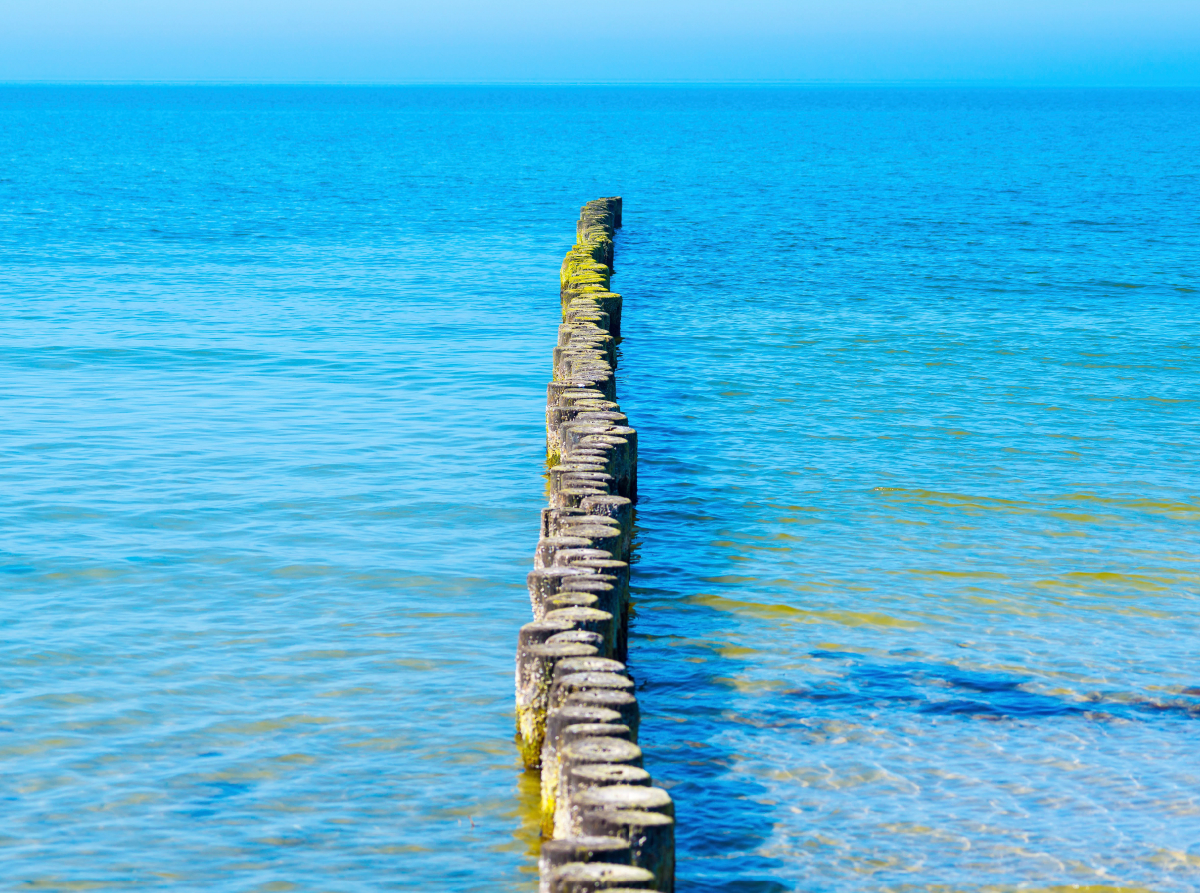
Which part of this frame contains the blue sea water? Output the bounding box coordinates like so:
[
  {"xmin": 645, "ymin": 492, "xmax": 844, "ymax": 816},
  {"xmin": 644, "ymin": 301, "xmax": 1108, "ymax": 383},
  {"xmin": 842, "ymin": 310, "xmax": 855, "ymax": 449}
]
[{"xmin": 2, "ymin": 86, "xmax": 1199, "ymax": 892}]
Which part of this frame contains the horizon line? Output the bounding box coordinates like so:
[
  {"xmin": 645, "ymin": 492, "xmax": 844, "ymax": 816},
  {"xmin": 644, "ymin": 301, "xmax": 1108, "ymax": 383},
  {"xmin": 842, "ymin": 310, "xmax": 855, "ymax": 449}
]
[{"xmin": 2, "ymin": 79, "xmax": 1198, "ymax": 89}]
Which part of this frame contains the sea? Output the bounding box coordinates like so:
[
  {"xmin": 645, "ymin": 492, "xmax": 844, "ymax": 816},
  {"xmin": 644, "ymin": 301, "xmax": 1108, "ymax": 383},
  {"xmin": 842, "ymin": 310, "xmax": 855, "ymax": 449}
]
[{"xmin": 2, "ymin": 85, "xmax": 1199, "ymax": 892}]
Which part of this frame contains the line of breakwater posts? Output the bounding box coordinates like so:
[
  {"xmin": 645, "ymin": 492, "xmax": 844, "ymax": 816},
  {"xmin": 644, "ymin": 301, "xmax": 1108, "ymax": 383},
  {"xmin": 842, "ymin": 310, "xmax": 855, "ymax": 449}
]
[{"xmin": 515, "ymin": 197, "xmax": 676, "ymax": 893}]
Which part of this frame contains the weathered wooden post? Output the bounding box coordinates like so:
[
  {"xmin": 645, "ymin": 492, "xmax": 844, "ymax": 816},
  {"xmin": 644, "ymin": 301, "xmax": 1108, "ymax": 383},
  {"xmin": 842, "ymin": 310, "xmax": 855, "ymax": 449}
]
[
  {"xmin": 549, "ymin": 862, "xmax": 655, "ymax": 893},
  {"xmin": 517, "ymin": 640, "xmax": 597, "ymax": 768},
  {"xmin": 582, "ymin": 810, "xmax": 675, "ymax": 892},
  {"xmin": 539, "ymin": 838, "xmax": 633, "ymax": 893}
]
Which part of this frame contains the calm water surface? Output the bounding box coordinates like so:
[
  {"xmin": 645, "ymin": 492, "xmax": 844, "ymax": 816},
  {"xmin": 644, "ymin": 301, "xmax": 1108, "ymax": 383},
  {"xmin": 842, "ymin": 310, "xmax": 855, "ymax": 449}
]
[{"xmin": 2, "ymin": 87, "xmax": 1198, "ymax": 892}]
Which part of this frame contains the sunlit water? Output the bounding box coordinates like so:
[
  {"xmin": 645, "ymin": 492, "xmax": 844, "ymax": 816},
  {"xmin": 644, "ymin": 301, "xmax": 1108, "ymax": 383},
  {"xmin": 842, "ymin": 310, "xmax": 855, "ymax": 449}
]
[{"xmin": 2, "ymin": 87, "xmax": 1198, "ymax": 892}]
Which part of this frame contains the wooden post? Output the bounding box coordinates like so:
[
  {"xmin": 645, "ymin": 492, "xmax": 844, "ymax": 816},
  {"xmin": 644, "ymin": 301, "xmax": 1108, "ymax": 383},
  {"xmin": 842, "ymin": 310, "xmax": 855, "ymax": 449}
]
[
  {"xmin": 565, "ymin": 689, "xmax": 640, "ymax": 740},
  {"xmin": 550, "ymin": 671, "xmax": 636, "ymax": 713},
  {"xmin": 581, "ymin": 810, "xmax": 675, "ymax": 893},
  {"xmin": 516, "ymin": 641, "xmax": 597, "ymax": 768},
  {"xmin": 540, "ymin": 705, "xmax": 623, "ymax": 824},
  {"xmin": 548, "ymin": 862, "xmax": 654, "ymax": 893},
  {"xmin": 539, "ymin": 838, "xmax": 633, "ymax": 893}
]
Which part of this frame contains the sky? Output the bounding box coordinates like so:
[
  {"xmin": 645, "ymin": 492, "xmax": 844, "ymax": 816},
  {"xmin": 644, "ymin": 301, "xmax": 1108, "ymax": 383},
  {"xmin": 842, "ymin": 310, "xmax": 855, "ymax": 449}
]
[{"xmin": 2, "ymin": 0, "xmax": 1199, "ymax": 85}]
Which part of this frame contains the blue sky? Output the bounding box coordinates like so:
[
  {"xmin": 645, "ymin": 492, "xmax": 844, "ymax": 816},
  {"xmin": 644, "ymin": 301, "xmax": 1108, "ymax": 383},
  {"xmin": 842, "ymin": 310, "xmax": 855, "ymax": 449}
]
[{"xmin": 3, "ymin": 0, "xmax": 1198, "ymax": 85}]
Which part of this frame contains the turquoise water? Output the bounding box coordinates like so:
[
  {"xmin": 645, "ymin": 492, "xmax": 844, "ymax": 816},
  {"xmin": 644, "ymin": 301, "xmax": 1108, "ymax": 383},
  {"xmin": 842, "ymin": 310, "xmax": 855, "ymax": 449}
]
[{"xmin": 3, "ymin": 86, "xmax": 1199, "ymax": 891}]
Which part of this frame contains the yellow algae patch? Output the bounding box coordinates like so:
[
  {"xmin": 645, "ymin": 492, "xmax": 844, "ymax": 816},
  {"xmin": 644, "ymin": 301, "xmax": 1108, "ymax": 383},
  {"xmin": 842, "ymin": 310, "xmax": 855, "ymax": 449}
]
[
  {"xmin": 713, "ymin": 676, "xmax": 789, "ymax": 695},
  {"xmin": 269, "ymin": 564, "xmax": 338, "ymax": 578},
  {"xmin": 869, "ymin": 487, "xmax": 1196, "ymax": 528},
  {"xmin": 814, "ymin": 641, "xmax": 877, "ymax": 654},
  {"xmin": 1149, "ymin": 849, "xmax": 1200, "ymax": 869},
  {"xmin": 1119, "ymin": 497, "xmax": 1200, "ymax": 516},
  {"xmin": 274, "ymin": 753, "xmax": 318, "ymax": 764},
  {"xmin": 283, "ymin": 649, "xmax": 385, "ymax": 660},
  {"xmin": 45, "ymin": 566, "xmax": 123, "ymax": 583},
  {"xmin": 904, "ymin": 569, "xmax": 1008, "ymax": 580},
  {"xmin": 1021, "ymin": 887, "xmax": 1158, "ymax": 893},
  {"xmin": 687, "ymin": 593, "xmax": 921, "ymax": 629},
  {"xmin": 1057, "ymin": 492, "xmax": 1200, "ymax": 519},
  {"xmin": 24, "ymin": 692, "xmax": 104, "ymax": 708},
  {"xmin": 1064, "ymin": 571, "xmax": 1169, "ymax": 591},
  {"xmin": 252, "ymin": 838, "xmax": 307, "ymax": 848},
  {"xmin": 871, "ymin": 487, "xmax": 1026, "ymax": 513},
  {"xmin": 195, "ymin": 766, "xmax": 283, "ymax": 783},
  {"xmin": 489, "ymin": 837, "xmax": 539, "ymax": 855},
  {"xmin": 712, "ymin": 539, "xmax": 791, "ymax": 553},
  {"xmin": 773, "ymin": 578, "xmax": 844, "ymax": 592},
  {"xmin": 1035, "ymin": 572, "xmax": 1171, "ymax": 595},
  {"xmin": 1047, "ymin": 510, "xmax": 1111, "ymax": 523},
  {"xmin": 387, "ymin": 658, "xmax": 438, "ymax": 670},
  {"xmin": 0, "ymin": 737, "xmax": 86, "ymax": 757},
  {"xmin": 346, "ymin": 736, "xmax": 415, "ymax": 751},
  {"xmin": 99, "ymin": 791, "xmax": 166, "ymax": 809},
  {"xmin": 686, "ymin": 593, "xmax": 800, "ymax": 618},
  {"xmin": 714, "ymin": 643, "xmax": 760, "ymax": 658},
  {"xmin": 879, "ymin": 823, "xmax": 934, "ymax": 834},
  {"xmin": 215, "ymin": 716, "xmax": 337, "ymax": 734}
]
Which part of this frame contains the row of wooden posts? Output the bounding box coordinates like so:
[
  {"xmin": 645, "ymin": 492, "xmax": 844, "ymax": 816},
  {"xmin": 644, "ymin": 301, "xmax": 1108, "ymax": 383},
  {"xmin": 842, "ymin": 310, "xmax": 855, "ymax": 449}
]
[{"xmin": 515, "ymin": 198, "xmax": 676, "ymax": 893}]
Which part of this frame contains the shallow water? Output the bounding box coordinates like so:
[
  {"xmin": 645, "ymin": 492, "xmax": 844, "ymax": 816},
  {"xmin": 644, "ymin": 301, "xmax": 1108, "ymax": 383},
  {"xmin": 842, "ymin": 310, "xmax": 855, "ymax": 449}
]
[{"xmin": 2, "ymin": 86, "xmax": 1199, "ymax": 891}]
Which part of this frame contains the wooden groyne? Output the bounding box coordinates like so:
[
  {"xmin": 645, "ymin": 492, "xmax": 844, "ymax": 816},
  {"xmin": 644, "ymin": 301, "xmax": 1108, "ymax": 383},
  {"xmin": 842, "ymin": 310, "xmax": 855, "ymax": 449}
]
[{"xmin": 516, "ymin": 198, "xmax": 676, "ymax": 893}]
